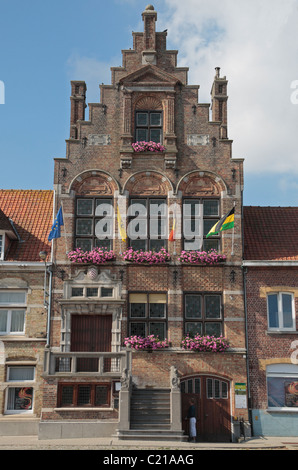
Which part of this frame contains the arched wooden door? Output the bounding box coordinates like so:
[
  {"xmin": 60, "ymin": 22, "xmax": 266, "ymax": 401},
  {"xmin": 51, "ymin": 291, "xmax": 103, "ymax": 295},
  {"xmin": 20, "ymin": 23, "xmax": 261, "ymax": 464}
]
[{"xmin": 181, "ymin": 375, "xmax": 231, "ymax": 442}]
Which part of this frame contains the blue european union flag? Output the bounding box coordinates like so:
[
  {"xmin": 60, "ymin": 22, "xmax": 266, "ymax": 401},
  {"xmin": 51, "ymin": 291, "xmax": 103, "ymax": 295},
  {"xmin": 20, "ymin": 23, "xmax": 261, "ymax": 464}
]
[{"xmin": 48, "ymin": 207, "xmax": 64, "ymax": 241}]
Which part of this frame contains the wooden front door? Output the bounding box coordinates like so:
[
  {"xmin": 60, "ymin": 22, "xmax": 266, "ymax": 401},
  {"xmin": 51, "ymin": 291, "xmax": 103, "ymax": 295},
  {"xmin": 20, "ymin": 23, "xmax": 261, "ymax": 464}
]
[
  {"xmin": 182, "ymin": 375, "xmax": 231, "ymax": 442},
  {"xmin": 71, "ymin": 315, "xmax": 112, "ymax": 372}
]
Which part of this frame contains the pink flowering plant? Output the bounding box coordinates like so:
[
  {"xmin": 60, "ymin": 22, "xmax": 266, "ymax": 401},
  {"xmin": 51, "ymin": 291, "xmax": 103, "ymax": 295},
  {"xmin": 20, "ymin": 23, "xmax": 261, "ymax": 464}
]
[
  {"xmin": 132, "ymin": 141, "xmax": 166, "ymax": 153},
  {"xmin": 124, "ymin": 334, "xmax": 170, "ymax": 350},
  {"xmin": 181, "ymin": 334, "xmax": 229, "ymax": 353},
  {"xmin": 67, "ymin": 247, "xmax": 116, "ymax": 264},
  {"xmin": 178, "ymin": 249, "xmax": 226, "ymax": 265},
  {"xmin": 122, "ymin": 247, "xmax": 171, "ymax": 264}
]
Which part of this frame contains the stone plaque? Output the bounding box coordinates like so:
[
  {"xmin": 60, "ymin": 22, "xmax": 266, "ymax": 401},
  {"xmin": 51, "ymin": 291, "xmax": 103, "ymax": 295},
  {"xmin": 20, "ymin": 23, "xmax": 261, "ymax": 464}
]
[
  {"xmin": 187, "ymin": 134, "xmax": 209, "ymax": 146},
  {"xmin": 88, "ymin": 134, "xmax": 111, "ymax": 146}
]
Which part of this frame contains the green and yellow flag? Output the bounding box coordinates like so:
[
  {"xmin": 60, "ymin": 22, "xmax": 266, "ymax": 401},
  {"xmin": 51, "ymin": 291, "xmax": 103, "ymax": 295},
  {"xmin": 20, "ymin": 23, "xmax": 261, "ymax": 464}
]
[
  {"xmin": 117, "ymin": 204, "xmax": 127, "ymax": 241},
  {"xmin": 206, "ymin": 207, "xmax": 235, "ymax": 238}
]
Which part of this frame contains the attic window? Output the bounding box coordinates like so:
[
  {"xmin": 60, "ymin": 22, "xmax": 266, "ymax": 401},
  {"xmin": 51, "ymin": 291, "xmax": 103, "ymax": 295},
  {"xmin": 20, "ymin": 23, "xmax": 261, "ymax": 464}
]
[{"xmin": 135, "ymin": 111, "xmax": 162, "ymax": 143}]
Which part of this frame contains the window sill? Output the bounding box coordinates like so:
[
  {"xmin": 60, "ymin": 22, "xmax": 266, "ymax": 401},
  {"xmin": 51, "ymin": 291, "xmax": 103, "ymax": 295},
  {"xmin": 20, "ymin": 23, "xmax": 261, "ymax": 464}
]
[
  {"xmin": 267, "ymin": 408, "xmax": 298, "ymax": 413},
  {"xmin": 266, "ymin": 330, "xmax": 298, "ymax": 335},
  {"xmin": 55, "ymin": 407, "xmax": 114, "ymax": 412}
]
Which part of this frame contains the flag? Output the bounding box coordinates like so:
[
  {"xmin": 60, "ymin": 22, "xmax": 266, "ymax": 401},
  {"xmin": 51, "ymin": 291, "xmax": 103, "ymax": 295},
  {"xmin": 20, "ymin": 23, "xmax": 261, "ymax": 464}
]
[
  {"xmin": 206, "ymin": 207, "xmax": 235, "ymax": 238},
  {"xmin": 48, "ymin": 207, "xmax": 64, "ymax": 241},
  {"xmin": 169, "ymin": 217, "xmax": 176, "ymax": 242},
  {"xmin": 117, "ymin": 204, "xmax": 127, "ymax": 241}
]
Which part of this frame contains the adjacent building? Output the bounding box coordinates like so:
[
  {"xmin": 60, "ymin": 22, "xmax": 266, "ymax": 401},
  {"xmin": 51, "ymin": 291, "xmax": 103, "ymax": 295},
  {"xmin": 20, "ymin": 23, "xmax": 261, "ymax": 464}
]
[
  {"xmin": 0, "ymin": 190, "xmax": 53, "ymax": 435},
  {"xmin": 243, "ymin": 206, "xmax": 298, "ymax": 436}
]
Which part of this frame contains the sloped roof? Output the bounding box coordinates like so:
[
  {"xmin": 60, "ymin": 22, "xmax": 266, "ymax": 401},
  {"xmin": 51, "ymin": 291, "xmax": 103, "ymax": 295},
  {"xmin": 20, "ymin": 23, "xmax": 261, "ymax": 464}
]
[
  {"xmin": 243, "ymin": 206, "xmax": 298, "ymax": 261},
  {"xmin": 0, "ymin": 190, "xmax": 53, "ymax": 262}
]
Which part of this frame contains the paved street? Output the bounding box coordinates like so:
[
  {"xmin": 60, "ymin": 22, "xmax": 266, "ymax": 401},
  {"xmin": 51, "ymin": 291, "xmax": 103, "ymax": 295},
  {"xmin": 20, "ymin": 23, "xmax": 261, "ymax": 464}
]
[{"xmin": 0, "ymin": 435, "xmax": 297, "ymax": 451}]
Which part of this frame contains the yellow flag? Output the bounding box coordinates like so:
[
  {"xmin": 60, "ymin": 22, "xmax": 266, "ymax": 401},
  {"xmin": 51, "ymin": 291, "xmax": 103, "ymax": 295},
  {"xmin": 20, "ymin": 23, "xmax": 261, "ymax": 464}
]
[{"xmin": 117, "ymin": 204, "xmax": 127, "ymax": 241}]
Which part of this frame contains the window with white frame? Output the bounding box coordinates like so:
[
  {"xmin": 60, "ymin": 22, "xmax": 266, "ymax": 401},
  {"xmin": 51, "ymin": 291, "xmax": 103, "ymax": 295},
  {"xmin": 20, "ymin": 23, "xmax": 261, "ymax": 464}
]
[
  {"xmin": 267, "ymin": 364, "xmax": 298, "ymax": 410},
  {"xmin": 5, "ymin": 366, "xmax": 35, "ymax": 414},
  {"xmin": 0, "ymin": 291, "xmax": 26, "ymax": 335},
  {"xmin": 267, "ymin": 292, "xmax": 295, "ymax": 331}
]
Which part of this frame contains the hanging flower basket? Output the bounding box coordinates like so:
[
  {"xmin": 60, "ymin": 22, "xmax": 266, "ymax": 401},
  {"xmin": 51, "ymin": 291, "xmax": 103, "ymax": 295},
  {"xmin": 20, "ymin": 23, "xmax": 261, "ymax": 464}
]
[
  {"xmin": 121, "ymin": 247, "xmax": 171, "ymax": 264},
  {"xmin": 178, "ymin": 249, "xmax": 227, "ymax": 265},
  {"xmin": 67, "ymin": 247, "xmax": 116, "ymax": 264},
  {"xmin": 132, "ymin": 141, "xmax": 166, "ymax": 153},
  {"xmin": 124, "ymin": 335, "xmax": 170, "ymax": 350},
  {"xmin": 180, "ymin": 334, "xmax": 229, "ymax": 353}
]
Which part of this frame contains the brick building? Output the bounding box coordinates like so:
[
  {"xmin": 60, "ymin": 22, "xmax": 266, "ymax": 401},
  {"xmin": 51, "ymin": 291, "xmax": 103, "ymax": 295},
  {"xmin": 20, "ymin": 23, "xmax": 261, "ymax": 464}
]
[
  {"xmin": 243, "ymin": 206, "xmax": 298, "ymax": 436},
  {"xmin": 0, "ymin": 190, "xmax": 53, "ymax": 435},
  {"xmin": 38, "ymin": 5, "xmax": 249, "ymax": 442}
]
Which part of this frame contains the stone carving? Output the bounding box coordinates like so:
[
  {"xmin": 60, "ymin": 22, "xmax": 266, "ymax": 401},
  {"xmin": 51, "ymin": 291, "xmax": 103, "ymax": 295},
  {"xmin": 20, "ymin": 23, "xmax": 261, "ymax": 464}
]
[
  {"xmin": 170, "ymin": 366, "xmax": 180, "ymax": 391},
  {"xmin": 187, "ymin": 134, "xmax": 209, "ymax": 146},
  {"xmin": 182, "ymin": 176, "xmax": 220, "ymax": 196},
  {"xmin": 88, "ymin": 135, "xmax": 111, "ymax": 146}
]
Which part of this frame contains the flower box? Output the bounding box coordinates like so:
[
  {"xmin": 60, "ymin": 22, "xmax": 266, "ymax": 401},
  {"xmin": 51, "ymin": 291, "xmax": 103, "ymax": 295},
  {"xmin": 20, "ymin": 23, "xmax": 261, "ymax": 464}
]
[
  {"xmin": 124, "ymin": 335, "xmax": 170, "ymax": 350},
  {"xmin": 132, "ymin": 141, "xmax": 166, "ymax": 153},
  {"xmin": 178, "ymin": 249, "xmax": 227, "ymax": 265},
  {"xmin": 180, "ymin": 334, "xmax": 229, "ymax": 353},
  {"xmin": 67, "ymin": 247, "xmax": 116, "ymax": 264},
  {"xmin": 121, "ymin": 247, "xmax": 171, "ymax": 264}
]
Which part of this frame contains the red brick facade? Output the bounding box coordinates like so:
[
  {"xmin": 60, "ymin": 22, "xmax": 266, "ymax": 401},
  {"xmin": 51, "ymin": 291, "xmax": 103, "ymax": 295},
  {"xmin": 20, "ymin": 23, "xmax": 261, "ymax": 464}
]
[{"xmin": 42, "ymin": 6, "xmax": 247, "ymax": 440}]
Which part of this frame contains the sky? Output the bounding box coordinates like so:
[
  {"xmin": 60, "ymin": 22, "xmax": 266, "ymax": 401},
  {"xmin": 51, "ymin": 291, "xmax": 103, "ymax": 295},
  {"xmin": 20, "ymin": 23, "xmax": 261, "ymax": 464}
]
[{"xmin": 0, "ymin": 0, "xmax": 298, "ymax": 207}]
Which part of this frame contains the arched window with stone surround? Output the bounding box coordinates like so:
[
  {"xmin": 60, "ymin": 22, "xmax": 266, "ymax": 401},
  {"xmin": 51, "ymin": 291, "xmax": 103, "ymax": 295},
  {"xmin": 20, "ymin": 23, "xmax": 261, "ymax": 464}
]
[{"xmin": 134, "ymin": 96, "xmax": 163, "ymax": 144}]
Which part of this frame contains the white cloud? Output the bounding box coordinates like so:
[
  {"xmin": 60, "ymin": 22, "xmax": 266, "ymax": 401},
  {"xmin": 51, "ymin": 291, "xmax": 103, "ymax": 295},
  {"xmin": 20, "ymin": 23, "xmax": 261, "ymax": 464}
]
[
  {"xmin": 66, "ymin": 54, "xmax": 116, "ymax": 104},
  {"xmin": 162, "ymin": 0, "xmax": 298, "ymax": 175}
]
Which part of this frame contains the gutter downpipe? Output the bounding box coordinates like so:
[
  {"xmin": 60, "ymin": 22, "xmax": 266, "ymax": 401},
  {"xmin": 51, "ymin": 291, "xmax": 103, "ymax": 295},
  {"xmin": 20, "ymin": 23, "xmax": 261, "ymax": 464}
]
[{"xmin": 241, "ymin": 191, "xmax": 253, "ymax": 436}]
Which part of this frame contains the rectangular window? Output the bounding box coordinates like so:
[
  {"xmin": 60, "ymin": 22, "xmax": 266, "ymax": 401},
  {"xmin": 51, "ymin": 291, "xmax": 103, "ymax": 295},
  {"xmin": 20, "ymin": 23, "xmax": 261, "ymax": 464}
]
[
  {"xmin": 5, "ymin": 366, "xmax": 35, "ymax": 414},
  {"xmin": 184, "ymin": 293, "xmax": 222, "ymax": 337},
  {"xmin": 0, "ymin": 290, "xmax": 26, "ymax": 336},
  {"xmin": 75, "ymin": 197, "xmax": 113, "ymax": 251},
  {"xmin": 267, "ymin": 365, "xmax": 298, "ymax": 409},
  {"xmin": 128, "ymin": 198, "xmax": 167, "ymax": 251},
  {"xmin": 183, "ymin": 199, "xmax": 220, "ymax": 251},
  {"xmin": 129, "ymin": 293, "xmax": 167, "ymax": 339},
  {"xmin": 267, "ymin": 293, "xmax": 295, "ymax": 331},
  {"xmin": 135, "ymin": 111, "xmax": 162, "ymax": 144},
  {"xmin": 58, "ymin": 383, "xmax": 110, "ymax": 408}
]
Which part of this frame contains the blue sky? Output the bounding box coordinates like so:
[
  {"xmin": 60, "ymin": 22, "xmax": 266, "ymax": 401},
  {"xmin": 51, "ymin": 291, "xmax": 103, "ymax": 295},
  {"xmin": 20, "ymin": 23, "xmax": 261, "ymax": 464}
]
[{"xmin": 1, "ymin": 0, "xmax": 298, "ymax": 207}]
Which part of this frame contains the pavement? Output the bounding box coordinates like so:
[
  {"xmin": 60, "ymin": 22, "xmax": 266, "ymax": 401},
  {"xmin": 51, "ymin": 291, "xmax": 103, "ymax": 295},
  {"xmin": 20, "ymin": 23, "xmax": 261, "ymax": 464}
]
[{"xmin": 0, "ymin": 434, "xmax": 297, "ymax": 451}]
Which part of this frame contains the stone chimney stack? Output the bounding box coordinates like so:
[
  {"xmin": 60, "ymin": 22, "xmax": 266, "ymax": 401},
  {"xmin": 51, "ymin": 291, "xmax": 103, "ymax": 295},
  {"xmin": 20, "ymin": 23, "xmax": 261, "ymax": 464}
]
[{"xmin": 142, "ymin": 5, "xmax": 157, "ymax": 65}]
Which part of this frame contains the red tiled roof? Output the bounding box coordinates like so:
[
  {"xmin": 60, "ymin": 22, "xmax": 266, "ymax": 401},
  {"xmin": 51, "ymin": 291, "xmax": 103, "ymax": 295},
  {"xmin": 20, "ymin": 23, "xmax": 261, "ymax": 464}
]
[
  {"xmin": 243, "ymin": 206, "xmax": 298, "ymax": 261},
  {"xmin": 0, "ymin": 190, "xmax": 53, "ymax": 262}
]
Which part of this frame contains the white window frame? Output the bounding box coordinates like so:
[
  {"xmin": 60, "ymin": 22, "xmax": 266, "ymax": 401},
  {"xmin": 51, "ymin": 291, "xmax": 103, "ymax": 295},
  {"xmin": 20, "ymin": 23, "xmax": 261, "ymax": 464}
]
[
  {"xmin": 0, "ymin": 290, "xmax": 27, "ymax": 336},
  {"xmin": 5, "ymin": 366, "xmax": 35, "ymax": 415},
  {"xmin": 267, "ymin": 364, "xmax": 298, "ymax": 412},
  {"xmin": 267, "ymin": 292, "xmax": 296, "ymax": 332}
]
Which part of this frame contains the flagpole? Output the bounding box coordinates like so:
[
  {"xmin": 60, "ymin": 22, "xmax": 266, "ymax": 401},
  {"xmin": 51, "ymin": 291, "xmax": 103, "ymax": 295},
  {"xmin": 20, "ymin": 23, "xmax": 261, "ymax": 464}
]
[
  {"xmin": 60, "ymin": 200, "xmax": 68, "ymax": 254},
  {"xmin": 231, "ymin": 201, "xmax": 236, "ymax": 256}
]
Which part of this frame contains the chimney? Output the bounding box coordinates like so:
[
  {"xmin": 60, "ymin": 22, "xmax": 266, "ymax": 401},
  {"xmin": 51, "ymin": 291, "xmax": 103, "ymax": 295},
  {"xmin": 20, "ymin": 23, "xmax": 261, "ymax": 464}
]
[
  {"xmin": 142, "ymin": 5, "xmax": 157, "ymax": 65},
  {"xmin": 211, "ymin": 68, "xmax": 229, "ymax": 139},
  {"xmin": 70, "ymin": 81, "xmax": 87, "ymax": 139}
]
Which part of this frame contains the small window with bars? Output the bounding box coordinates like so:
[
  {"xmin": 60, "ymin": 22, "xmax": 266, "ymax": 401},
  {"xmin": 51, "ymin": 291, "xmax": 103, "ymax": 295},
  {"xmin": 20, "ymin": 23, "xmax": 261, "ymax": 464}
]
[{"xmin": 58, "ymin": 383, "xmax": 110, "ymax": 408}]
